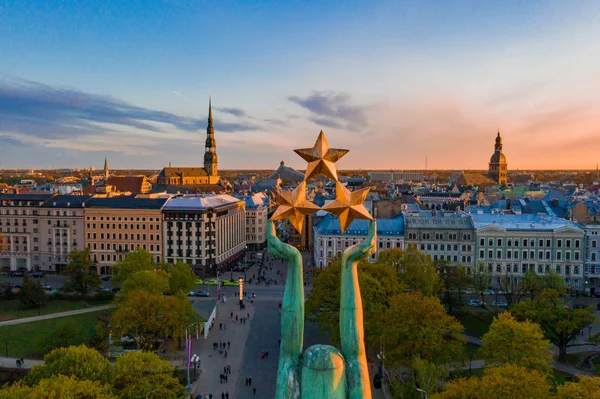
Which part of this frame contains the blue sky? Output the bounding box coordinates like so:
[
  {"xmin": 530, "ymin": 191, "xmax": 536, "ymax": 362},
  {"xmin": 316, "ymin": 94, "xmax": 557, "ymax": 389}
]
[{"xmin": 1, "ymin": 1, "xmax": 600, "ymax": 170}]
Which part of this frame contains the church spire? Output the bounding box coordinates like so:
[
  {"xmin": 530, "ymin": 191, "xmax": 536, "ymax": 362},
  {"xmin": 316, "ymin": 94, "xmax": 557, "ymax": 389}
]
[
  {"xmin": 204, "ymin": 97, "xmax": 218, "ymax": 177},
  {"xmin": 103, "ymin": 157, "xmax": 109, "ymax": 179},
  {"xmin": 207, "ymin": 96, "xmax": 214, "ymax": 135}
]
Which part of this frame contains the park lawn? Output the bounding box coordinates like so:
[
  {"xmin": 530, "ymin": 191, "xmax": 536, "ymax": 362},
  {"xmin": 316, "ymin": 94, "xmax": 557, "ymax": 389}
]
[
  {"xmin": 454, "ymin": 310, "xmax": 494, "ymax": 338},
  {"xmin": 0, "ymin": 299, "xmax": 95, "ymax": 321},
  {"xmin": 0, "ymin": 310, "xmax": 109, "ymax": 359}
]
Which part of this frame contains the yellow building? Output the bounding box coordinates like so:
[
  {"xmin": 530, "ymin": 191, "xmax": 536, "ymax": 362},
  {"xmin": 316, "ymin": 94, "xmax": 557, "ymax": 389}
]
[{"xmin": 488, "ymin": 131, "xmax": 508, "ymax": 185}]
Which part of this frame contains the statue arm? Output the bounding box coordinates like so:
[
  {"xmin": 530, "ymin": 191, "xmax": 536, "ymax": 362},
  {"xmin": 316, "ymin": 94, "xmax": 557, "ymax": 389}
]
[
  {"xmin": 340, "ymin": 221, "xmax": 376, "ymax": 399},
  {"xmin": 267, "ymin": 221, "xmax": 303, "ymax": 399}
]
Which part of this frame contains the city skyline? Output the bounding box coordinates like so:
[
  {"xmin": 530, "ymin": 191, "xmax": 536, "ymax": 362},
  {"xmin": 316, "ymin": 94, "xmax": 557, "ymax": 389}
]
[{"xmin": 2, "ymin": 1, "xmax": 600, "ymax": 170}]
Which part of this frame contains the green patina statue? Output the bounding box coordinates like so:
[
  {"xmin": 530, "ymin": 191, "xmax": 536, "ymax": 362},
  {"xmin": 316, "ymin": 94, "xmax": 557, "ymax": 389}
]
[{"xmin": 267, "ymin": 220, "xmax": 376, "ymax": 399}]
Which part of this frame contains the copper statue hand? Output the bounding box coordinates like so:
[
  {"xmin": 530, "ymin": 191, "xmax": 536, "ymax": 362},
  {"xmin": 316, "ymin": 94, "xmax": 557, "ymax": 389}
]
[
  {"xmin": 345, "ymin": 221, "xmax": 377, "ymax": 264},
  {"xmin": 267, "ymin": 221, "xmax": 300, "ymax": 264}
]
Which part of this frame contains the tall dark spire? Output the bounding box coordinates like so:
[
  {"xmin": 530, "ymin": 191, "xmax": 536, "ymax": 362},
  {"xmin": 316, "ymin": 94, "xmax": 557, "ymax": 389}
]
[
  {"xmin": 207, "ymin": 96, "xmax": 214, "ymax": 135},
  {"xmin": 204, "ymin": 97, "xmax": 218, "ymax": 176}
]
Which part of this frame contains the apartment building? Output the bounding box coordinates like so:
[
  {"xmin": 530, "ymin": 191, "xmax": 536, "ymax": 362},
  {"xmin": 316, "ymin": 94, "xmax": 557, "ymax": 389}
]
[
  {"xmin": 162, "ymin": 195, "xmax": 245, "ymax": 275},
  {"xmin": 38, "ymin": 195, "xmax": 91, "ymax": 273},
  {"xmin": 472, "ymin": 213, "xmax": 585, "ymax": 290},
  {"xmin": 236, "ymin": 193, "xmax": 269, "ymax": 250},
  {"xmin": 313, "ymin": 213, "xmax": 404, "ymax": 268},
  {"xmin": 404, "ymin": 211, "xmax": 476, "ymax": 268},
  {"xmin": 84, "ymin": 197, "xmax": 168, "ymax": 275},
  {"xmin": 0, "ymin": 193, "xmax": 54, "ymax": 271}
]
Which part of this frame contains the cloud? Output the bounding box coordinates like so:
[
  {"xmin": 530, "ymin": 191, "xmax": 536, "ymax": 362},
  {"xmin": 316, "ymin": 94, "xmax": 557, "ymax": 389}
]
[
  {"xmin": 216, "ymin": 107, "xmax": 246, "ymax": 117},
  {"xmin": 287, "ymin": 91, "xmax": 368, "ymax": 132},
  {"xmin": 0, "ymin": 77, "xmax": 260, "ymax": 142}
]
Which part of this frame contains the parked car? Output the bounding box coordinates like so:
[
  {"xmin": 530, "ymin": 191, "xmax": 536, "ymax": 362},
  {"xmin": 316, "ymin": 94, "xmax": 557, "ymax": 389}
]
[
  {"xmin": 464, "ymin": 289, "xmax": 474, "ymax": 295},
  {"xmin": 492, "ymin": 301, "xmax": 508, "ymax": 308},
  {"xmin": 468, "ymin": 299, "xmax": 483, "ymax": 307},
  {"xmin": 10, "ymin": 271, "xmax": 24, "ymax": 277},
  {"xmin": 100, "ymin": 275, "xmax": 112, "ymax": 281},
  {"xmin": 100, "ymin": 287, "xmax": 111, "ymax": 292},
  {"xmin": 31, "ymin": 272, "xmax": 44, "ymax": 278},
  {"xmin": 483, "ymin": 289, "xmax": 495, "ymax": 296},
  {"xmin": 195, "ymin": 290, "xmax": 210, "ymax": 297},
  {"xmin": 41, "ymin": 283, "xmax": 52, "ymax": 290}
]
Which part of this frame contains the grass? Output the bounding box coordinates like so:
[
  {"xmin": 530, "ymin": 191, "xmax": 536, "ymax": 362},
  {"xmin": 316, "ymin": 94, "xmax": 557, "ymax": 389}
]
[
  {"xmin": 0, "ymin": 310, "xmax": 109, "ymax": 359},
  {"xmin": 0, "ymin": 299, "xmax": 97, "ymax": 321}
]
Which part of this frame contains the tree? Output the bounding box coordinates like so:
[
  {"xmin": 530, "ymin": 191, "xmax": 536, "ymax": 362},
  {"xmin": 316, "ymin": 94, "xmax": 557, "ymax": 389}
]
[
  {"xmin": 432, "ymin": 364, "xmax": 552, "ymax": 399},
  {"xmin": 162, "ymin": 260, "xmax": 196, "ymax": 295},
  {"xmin": 113, "ymin": 247, "xmax": 156, "ymax": 282},
  {"xmin": 479, "ymin": 312, "xmax": 552, "ymax": 373},
  {"xmin": 24, "ymin": 345, "xmax": 112, "ymax": 387},
  {"xmin": 64, "ymin": 248, "xmax": 99, "ymax": 295},
  {"xmin": 111, "ymin": 291, "xmax": 196, "ymax": 350},
  {"xmin": 305, "ymin": 259, "xmax": 403, "ymax": 347},
  {"xmin": 471, "ymin": 263, "xmax": 491, "ymax": 305},
  {"xmin": 512, "ymin": 289, "xmax": 596, "ymax": 362},
  {"xmin": 112, "ymin": 351, "xmax": 185, "ymax": 399},
  {"xmin": 19, "ymin": 272, "xmax": 48, "ymax": 309},
  {"xmin": 0, "ymin": 375, "xmax": 116, "ymax": 399},
  {"xmin": 556, "ymin": 375, "xmax": 600, "ymax": 399},
  {"xmin": 120, "ymin": 270, "xmax": 169, "ymax": 296},
  {"xmin": 413, "ymin": 356, "xmax": 448, "ymax": 395},
  {"xmin": 496, "ymin": 272, "xmax": 529, "ymax": 308},
  {"xmin": 376, "ymin": 247, "xmax": 441, "ymax": 296},
  {"xmin": 436, "ymin": 262, "xmax": 470, "ymax": 314},
  {"xmin": 380, "ymin": 292, "xmax": 465, "ymax": 367}
]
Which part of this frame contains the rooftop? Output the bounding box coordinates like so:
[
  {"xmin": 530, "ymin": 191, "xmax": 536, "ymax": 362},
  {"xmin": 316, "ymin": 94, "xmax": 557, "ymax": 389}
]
[
  {"xmin": 163, "ymin": 194, "xmax": 243, "ymax": 211},
  {"xmin": 41, "ymin": 195, "xmax": 93, "ymax": 208},
  {"xmin": 471, "ymin": 213, "xmax": 584, "ymax": 232},
  {"xmin": 86, "ymin": 196, "xmax": 169, "ymax": 210},
  {"xmin": 314, "ymin": 213, "xmax": 404, "ymax": 236},
  {"xmin": 0, "ymin": 193, "xmax": 55, "ymax": 202},
  {"xmin": 404, "ymin": 211, "xmax": 473, "ymax": 229}
]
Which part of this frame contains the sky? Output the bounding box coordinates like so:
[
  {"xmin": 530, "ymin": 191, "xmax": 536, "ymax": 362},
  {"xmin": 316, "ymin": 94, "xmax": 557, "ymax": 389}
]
[{"xmin": 1, "ymin": 0, "xmax": 600, "ymax": 170}]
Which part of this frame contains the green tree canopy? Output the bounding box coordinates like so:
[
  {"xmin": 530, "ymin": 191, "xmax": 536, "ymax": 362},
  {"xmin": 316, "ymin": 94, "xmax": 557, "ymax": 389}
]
[
  {"xmin": 120, "ymin": 270, "xmax": 170, "ymax": 296},
  {"xmin": 381, "ymin": 292, "xmax": 465, "ymax": 367},
  {"xmin": 112, "ymin": 351, "xmax": 185, "ymax": 399},
  {"xmin": 64, "ymin": 248, "xmax": 99, "ymax": 295},
  {"xmin": 161, "ymin": 260, "xmax": 196, "ymax": 295},
  {"xmin": 39, "ymin": 322, "xmax": 87, "ymax": 355},
  {"xmin": 113, "ymin": 247, "xmax": 156, "ymax": 282},
  {"xmin": 556, "ymin": 375, "xmax": 600, "ymax": 399},
  {"xmin": 376, "ymin": 247, "xmax": 441, "ymax": 296},
  {"xmin": 437, "ymin": 262, "xmax": 470, "ymax": 313},
  {"xmin": 19, "ymin": 272, "xmax": 48, "ymax": 309},
  {"xmin": 111, "ymin": 290, "xmax": 196, "ymax": 350},
  {"xmin": 511, "ymin": 288, "xmax": 596, "ymax": 362},
  {"xmin": 305, "ymin": 259, "xmax": 403, "ymax": 347},
  {"xmin": 24, "ymin": 345, "xmax": 112, "ymax": 387},
  {"xmin": 479, "ymin": 312, "xmax": 552, "ymax": 373},
  {"xmin": 432, "ymin": 364, "xmax": 552, "ymax": 399},
  {"xmin": 0, "ymin": 375, "xmax": 116, "ymax": 399}
]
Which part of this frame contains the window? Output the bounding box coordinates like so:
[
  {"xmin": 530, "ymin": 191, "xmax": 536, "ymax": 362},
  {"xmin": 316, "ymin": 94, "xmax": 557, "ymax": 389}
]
[
  {"xmin": 523, "ymin": 239, "xmax": 528, "ymax": 247},
  {"xmin": 514, "ymin": 239, "xmax": 519, "ymax": 247},
  {"xmin": 575, "ymin": 240, "xmax": 580, "ymax": 248},
  {"xmin": 539, "ymin": 239, "xmax": 543, "ymax": 247},
  {"xmin": 488, "ymin": 239, "xmax": 493, "ymax": 246},
  {"xmin": 566, "ymin": 252, "xmax": 571, "ymax": 261},
  {"xmin": 480, "ymin": 238, "xmax": 484, "ymax": 246},
  {"xmin": 557, "ymin": 240, "xmax": 562, "ymax": 247},
  {"xmin": 566, "ymin": 240, "xmax": 571, "ymax": 248},
  {"xmin": 538, "ymin": 265, "xmax": 543, "ymax": 273},
  {"xmin": 480, "ymin": 250, "xmax": 484, "ymax": 258},
  {"xmin": 488, "ymin": 250, "xmax": 493, "ymax": 259},
  {"xmin": 514, "ymin": 251, "xmax": 519, "ymax": 259},
  {"xmin": 497, "ymin": 238, "xmax": 502, "ymax": 246},
  {"xmin": 507, "ymin": 250, "xmax": 512, "ymax": 259},
  {"xmin": 507, "ymin": 239, "xmax": 512, "ymax": 247},
  {"xmin": 497, "ymin": 250, "xmax": 501, "ymax": 258},
  {"xmin": 557, "ymin": 251, "xmax": 562, "ymax": 260},
  {"xmin": 496, "ymin": 265, "xmax": 501, "ymax": 273}
]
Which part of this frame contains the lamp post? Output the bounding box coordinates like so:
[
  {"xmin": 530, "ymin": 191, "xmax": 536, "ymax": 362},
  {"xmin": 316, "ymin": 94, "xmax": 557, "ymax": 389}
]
[
  {"xmin": 184, "ymin": 323, "xmax": 200, "ymax": 393},
  {"xmin": 191, "ymin": 353, "xmax": 200, "ymax": 381}
]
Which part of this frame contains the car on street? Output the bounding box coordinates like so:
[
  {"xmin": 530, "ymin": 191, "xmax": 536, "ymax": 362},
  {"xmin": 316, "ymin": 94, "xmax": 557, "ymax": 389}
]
[
  {"xmin": 31, "ymin": 272, "xmax": 44, "ymax": 278},
  {"xmin": 41, "ymin": 283, "xmax": 52, "ymax": 290},
  {"xmin": 10, "ymin": 271, "xmax": 24, "ymax": 277},
  {"xmin": 468, "ymin": 299, "xmax": 483, "ymax": 306},
  {"xmin": 100, "ymin": 275, "xmax": 112, "ymax": 281},
  {"xmin": 492, "ymin": 301, "xmax": 508, "ymax": 308},
  {"xmin": 464, "ymin": 289, "xmax": 474, "ymax": 295},
  {"xmin": 483, "ymin": 289, "xmax": 495, "ymax": 295},
  {"xmin": 195, "ymin": 290, "xmax": 210, "ymax": 297}
]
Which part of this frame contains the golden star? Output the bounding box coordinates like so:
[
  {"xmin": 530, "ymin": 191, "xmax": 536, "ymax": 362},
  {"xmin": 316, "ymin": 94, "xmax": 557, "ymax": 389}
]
[
  {"xmin": 294, "ymin": 130, "xmax": 349, "ymax": 181},
  {"xmin": 270, "ymin": 181, "xmax": 321, "ymax": 234},
  {"xmin": 322, "ymin": 181, "xmax": 372, "ymax": 233}
]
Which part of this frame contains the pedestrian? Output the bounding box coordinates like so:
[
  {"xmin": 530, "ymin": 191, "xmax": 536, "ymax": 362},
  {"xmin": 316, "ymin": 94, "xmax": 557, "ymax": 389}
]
[
  {"xmin": 235, "ymin": 315, "xmax": 238, "ymax": 322},
  {"xmin": 224, "ymin": 366, "xmax": 227, "ymax": 375},
  {"xmin": 224, "ymin": 350, "xmax": 228, "ymax": 358},
  {"xmin": 224, "ymin": 374, "xmax": 228, "ymax": 383},
  {"xmin": 227, "ymin": 341, "xmax": 231, "ymax": 349},
  {"xmin": 261, "ymin": 350, "xmax": 265, "ymax": 359},
  {"xmin": 224, "ymin": 323, "xmax": 227, "ymax": 330},
  {"xmin": 253, "ymin": 387, "xmax": 256, "ymax": 396},
  {"xmin": 219, "ymin": 323, "xmax": 222, "ymax": 330},
  {"xmin": 225, "ymin": 393, "xmax": 229, "ymax": 399},
  {"xmin": 230, "ymin": 312, "xmax": 233, "ymax": 318},
  {"xmin": 245, "ymin": 377, "xmax": 249, "ymax": 386},
  {"xmin": 219, "ymin": 374, "xmax": 223, "ymax": 383},
  {"xmin": 278, "ymin": 339, "xmax": 281, "ymax": 346},
  {"xmin": 266, "ymin": 350, "xmax": 269, "ymax": 358},
  {"xmin": 223, "ymin": 341, "xmax": 226, "ymax": 348},
  {"xmin": 221, "ymin": 393, "xmax": 225, "ymax": 399},
  {"xmin": 249, "ymin": 376, "xmax": 252, "ymax": 386}
]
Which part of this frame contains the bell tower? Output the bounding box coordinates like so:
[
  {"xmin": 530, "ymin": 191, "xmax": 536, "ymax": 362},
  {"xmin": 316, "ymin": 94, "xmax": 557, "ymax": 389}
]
[{"xmin": 204, "ymin": 98, "xmax": 219, "ymax": 181}]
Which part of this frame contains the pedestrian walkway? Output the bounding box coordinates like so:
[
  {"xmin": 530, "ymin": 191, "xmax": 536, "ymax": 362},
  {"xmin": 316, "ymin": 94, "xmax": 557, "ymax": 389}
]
[
  {"xmin": 0, "ymin": 357, "xmax": 43, "ymax": 369},
  {"xmin": 191, "ymin": 297, "xmax": 256, "ymax": 399},
  {"xmin": 0, "ymin": 305, "xmax": 110, "ymax": 327}
]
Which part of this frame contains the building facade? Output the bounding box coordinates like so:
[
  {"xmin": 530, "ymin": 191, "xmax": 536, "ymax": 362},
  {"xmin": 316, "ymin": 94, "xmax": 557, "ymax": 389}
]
[
  {"xmin": 472, "ymin": 213, "xmax": 585, "ymax": 290},
  {"xmin": 84, "ymin": 197, "xmax": 168, "ymax": 275},
  {"xmin": 584, "ymin": 224, "xmax": 600, "ymax": 295},
  {"xmin": 368, "ymin": 171, "xmax": 424, "ymax": 182},
  {"xmin": 39, "ymin": 195, "xmax": 90, "ymax": 273},
  {"xmin": 313, "ymin": 214, "xmax": 405, "ymax": 268},
  {"xmin": 488, "ymin": 131, "xmax": 508, "ymax": 185},
  {"xmin": 236, "ymin": 193, "xmax": 269, "ymax": 250},
  {"xmin": 0, "ymin": 194, "xmax": 54, "ymax": 271},
  {"xmin": 403, "ymin": 211, "xmax": 476, "ymax": 268},
  {"xmin": 162, "ymin": 195, "xmax": 245, "ymax": 275}
]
